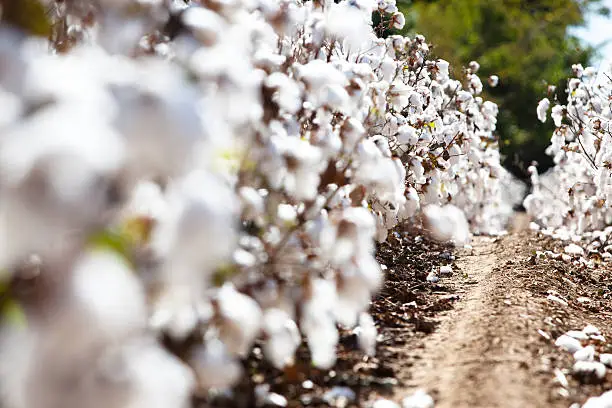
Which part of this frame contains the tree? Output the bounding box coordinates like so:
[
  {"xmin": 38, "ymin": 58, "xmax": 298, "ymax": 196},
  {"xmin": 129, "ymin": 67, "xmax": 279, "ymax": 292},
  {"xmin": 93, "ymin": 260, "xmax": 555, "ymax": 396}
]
[{"xmin": 399, "ymin": 0, "xmax": 607, "ymax": 179}]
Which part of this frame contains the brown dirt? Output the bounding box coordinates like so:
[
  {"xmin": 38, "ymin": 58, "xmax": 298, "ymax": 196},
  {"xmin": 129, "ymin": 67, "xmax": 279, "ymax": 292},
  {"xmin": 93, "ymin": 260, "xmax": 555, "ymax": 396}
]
[{"xmin": 388, "ymin": 223, "xmax": 612, "ymax": 408}]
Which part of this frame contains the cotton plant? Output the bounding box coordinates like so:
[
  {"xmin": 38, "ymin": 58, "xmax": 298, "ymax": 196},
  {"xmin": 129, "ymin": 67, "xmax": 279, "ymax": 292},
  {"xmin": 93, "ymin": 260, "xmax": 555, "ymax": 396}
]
[
  {"xmin": 526, "ymin": 62, "xmax": 612, "ymax": 258},
  {"xmin": 0, "ymin": 0, "xmax": 514, "ymax": 406}
]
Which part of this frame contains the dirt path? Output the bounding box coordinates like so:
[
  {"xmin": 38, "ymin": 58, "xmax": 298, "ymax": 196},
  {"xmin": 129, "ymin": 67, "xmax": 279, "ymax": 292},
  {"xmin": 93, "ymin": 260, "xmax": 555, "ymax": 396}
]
[
  {"xmin": 377, "ymin": 220, "xmax": 612, "ymax": 408},
  {"xmin": 399, "ymin": 234, "xmax": 550, "ymax": 407}
]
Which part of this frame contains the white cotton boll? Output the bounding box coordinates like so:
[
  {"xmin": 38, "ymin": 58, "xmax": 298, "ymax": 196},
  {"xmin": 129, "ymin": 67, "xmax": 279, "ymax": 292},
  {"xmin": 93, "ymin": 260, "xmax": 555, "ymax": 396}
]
[
  {"xmin": 0, "ymin": 89, "xmax": 21, "ymax": 129},
  {"xmin": 320, "ymin": 84, "xmax": 350, "ymax": 112},
  {"xmin": 573, "ymin": 361, "xmax": 607, "ymax": 381},
  {"xmin": 400, "ymin": 187, "xmax": 420, "ymax": 219},
  {"xmin": 583, "ymin": 390, "xmax": 612, "ymax": 408},
  {"xmin": 155, "ymin": 170, "xmax": 237, "ymax": 284},
  {"xmin": 468, "ymin": 61, "xmax": 480, "ymax": 73},
  {"xmin": 397, "ymin": 125, "xmax": 418, "ymax": 145},
  {"xmin": 123, "ymin": 180, "xmax": 167, "ymax": 220},
  {"xmin": 277, "ymin": 204, "xmax": 298, "ymax": 225},
  {"xmin": 113, "ymin": 62, "xmax": 205, "ymax": 179},
  {"xmin": 600, "ymin": 354, "xmax": 612, "ymax": 367},
  {"xmin": 325, "ymin": 2, "xmax": 373, "ymax": 51},
  {"xmin": 72, "ymin": 250, "xmax": 147, "ymax": 339},
  {"xmin": 537, "ymin": 98, "xmax": 550, "ymax": 122},
  {"xmin": 117, "ymin": 339, "xmax": 195, "ymax": 408},
  {"xmin": 265, "ymin": 73, "xmax": 302, "ymax": 114},
  {"xmin": 0, "ymin": 103, "xmax": 124, "ymax": 188},
  {"xmin": 401, "ymin": 389, "xmax": 435, "ymax": 408},
  {"xmin": 566, "ymin": 330, "xmax": 589, "ymax": 340},
  {"xmin": 301, "ymin": 279, "xmax": 339, "ymax": 369},
  {"xmin": 468, "ymin": 74, "xmax": 483, "ymax": 95},
  {"xmin": 456, "ymin": 90, "xmax": 472, "ymax": 103},
  {"xmin": 392, "ymin": 12, "xmax": 405, "ymax": 30},
  {"xmin": 239, "ymin": 186, "xmax": 265, "ymax": 220},
  {"xmin": 422, "ymin": 204, "xmax": 470, "ymax": 246},
  {"xmin": 436, "ymin": 59, "xmax": 450, "ymax": 80},
  {"xmin": 335, "ymin": 257, "xmax": 382, "ymax": 327},
  {"xmin": 572, "ymin": 63, "xmax": 584, "ymax": 78},
  {"xmin": 574, "ymin": 345, "xmax": 595, "ymax": 362},
  {"xmin": 216, "ymin": 283, "xmax": 262, "ymax": 357},
  {"xmin": 380, "ymin": 57, "xmax": 397, "ymax": 83},
  {"xmin": 584, "ymin": 324, "xmax": 602, "ymax": 336},
  {"xmin": 296, "ymin": 59, "xmax": 348, "ymax": 92},
  {"xmin": 564, "ymin": 243, "xmax": 584, "ymax": 256},
  {"xmin": 262, "ymin": 308, "xmax": 301, "ymax": 369},
  {"xmin": 439, "ymin": 265, "xmax": 452, "ymax": 275},
  {"xmin": 426, "ymin": 271, "xmax": 439, "ymax": 283},
  {"xmin": 0, "ymin": 326, "xmax": 35, "ymax": 408},
  {"xmin": 191, "ymin": 338, "xmax": 242, "ymax": 390},
  {"xmin": 551, "ymin": 105, "xmax": 564, "ymax": 127},
  {"xmin": 488, "ymin": 75, "xmax": 499, "ymax": 87},
  {"xmin": 354, "ymin": 312, "xmax": 377, "ymax": 356},
  {"xmin": 555, "ymin": 334, "xmax": 583, "ymax": 353},
  {"xmin": 181, "ymin": 7, "xmax": 226, "ymax": 46},
  {"xmin": 373, "ymin": 400, "xmax": 400, "ymax": 408}
]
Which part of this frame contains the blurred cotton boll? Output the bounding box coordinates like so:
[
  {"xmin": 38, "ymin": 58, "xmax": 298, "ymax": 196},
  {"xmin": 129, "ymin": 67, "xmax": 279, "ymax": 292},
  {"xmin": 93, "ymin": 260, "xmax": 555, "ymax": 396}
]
[
  {"xmin": 71, "ymin": 250, "xmax": 147, "ymax": 339},
  {"xmin": 215, "ymin": 283, "xmax": 262, "ymax": 357},
  {"xmin": 152, "ymin": 170, "xmax": 237, "ymax": 288},
  {"xmin": 262, "ymin": 308, "xmax": 301, "ymax": 369},
  {"xmin": 191, "ymin": 338, "xmax": 243, "ymax": 390},
  {"xmin": 422, "ymin": 204, "xmax": 470, "ymax": 246}
]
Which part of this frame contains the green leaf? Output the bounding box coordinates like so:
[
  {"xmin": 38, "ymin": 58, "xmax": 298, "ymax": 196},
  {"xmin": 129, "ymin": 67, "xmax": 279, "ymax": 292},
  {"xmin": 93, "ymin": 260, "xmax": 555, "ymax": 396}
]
[
  {"xmin": 87, "ymin": 229, "xmax": 132, "ymax": 265},
  {"xmin": 1, "ymin": 0, "xmax": 52, "ymax": 37},
  {"xmin": 1, "ymin": 298, "xmax": 26, "ymax": 327}
]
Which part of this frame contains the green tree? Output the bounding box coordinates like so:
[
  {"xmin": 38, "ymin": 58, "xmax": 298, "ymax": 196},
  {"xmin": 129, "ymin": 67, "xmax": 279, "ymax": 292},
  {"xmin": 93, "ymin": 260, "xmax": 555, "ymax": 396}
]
[{"xmin": 399, "ymin": 0, "xmax": 607, "ymax": 179}]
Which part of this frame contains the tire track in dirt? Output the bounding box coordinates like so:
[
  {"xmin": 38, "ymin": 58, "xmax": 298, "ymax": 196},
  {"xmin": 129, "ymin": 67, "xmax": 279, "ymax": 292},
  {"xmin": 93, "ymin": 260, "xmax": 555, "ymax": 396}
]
[{"xmin": 397, "ymin": 234, "xmax": 551, "ymax": 408}]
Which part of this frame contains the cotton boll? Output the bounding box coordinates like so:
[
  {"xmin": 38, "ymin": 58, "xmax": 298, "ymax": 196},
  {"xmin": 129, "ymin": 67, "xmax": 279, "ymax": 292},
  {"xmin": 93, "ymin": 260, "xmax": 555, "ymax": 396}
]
[
  {"xmin": 555, "ymin": 334, "xmax": 583, "ymax": 353},
  {"xmin": 300, "ymin": 279, "xmax": 339, "ymax": 369},
  {"xmin": 0, "ymin": 325, "xmax": 35, "ymax": 408},
  {"xmin": 422, "ymin": 204, "xmax": 470, "ymax": 246},
  {"xmin": 72, "ymin": 250, "xmax": 147, "ymax": 339},
  {"xmin": 537, "ymin": 98, "xmax": 550, "ymax": 123},
  {"xmin": 574, "ymin": 345, "xmax": 595, "ymax": 362},
  {"xmin": 181, "ymin": 7, "xmax": 226, "ymax": 46},
  {"xmin": 215, "ymin": 283, "xmax": 262, "ymax": 357},
  {"xmin": 402, "ymin": 389, "xmax": 434, "ymax": 408},
  {"xmin": 353, "ymin": 312, "xmax": 377, "ymax": 356},
  {"xmin": 122, "ymin": 180, "xmax": 167, "ymax": 221},
  {"xmin": 191, "ymin": 338, "xmax": 243, "ymax": 390},
  {"xmin": 239, "ymin": 186, "xmax": 265, "ymax": 221},
  {"xmin": 400, "ymin": 187, "xmax": 420, "ymax": 219},
  {"xmin": 397, "ymin": 124, "xmax": 418, "ymax": 145},
  {"xmin": 391, "ymin": 12, "xmax": 405, "ymax": 30},
  {"xmin": 325, "ymin": 2, "xmax": 373, "ymax": 51},
  {"xmin": 551, "ymin": 105, "xmax": 564, "ymax": 127},
  {"xmin": 153, "ymin": 170, "xmax": 237, "ymax": 287},
  {"xmin": 265, "ymin": 73, "xmax": 302, "ymax": 114},
  {"xmin": 262, "ymin": 308, "xmax": 301, "ymax": 369},
  {"xmin": 105, "ymin": 338, "xmax": 195, "ymax": 408}
]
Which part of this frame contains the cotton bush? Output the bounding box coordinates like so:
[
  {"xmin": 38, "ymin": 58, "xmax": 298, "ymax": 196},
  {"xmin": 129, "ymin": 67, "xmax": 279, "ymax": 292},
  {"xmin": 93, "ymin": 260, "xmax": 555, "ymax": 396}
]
[{"xmin": 0, "ymin": 0, "xmax": 513, "ymax": 406}]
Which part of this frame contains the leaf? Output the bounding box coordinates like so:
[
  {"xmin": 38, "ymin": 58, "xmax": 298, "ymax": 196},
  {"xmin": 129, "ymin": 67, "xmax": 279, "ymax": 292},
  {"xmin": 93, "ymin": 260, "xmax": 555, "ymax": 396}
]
[
  {"xmin": 1, "ymin": 0, "xmax": 52, "ymax": 37},
  {"xmin": 120, "ymin": 216, "xmax": 155, "ymax": 246},
  {"xmin": 87, "ymin": 229, "xmax": 132, "ymax": 265},
  {"xmin": 1, "ymin": 298, "xmax": 26, "ymax": 327}
]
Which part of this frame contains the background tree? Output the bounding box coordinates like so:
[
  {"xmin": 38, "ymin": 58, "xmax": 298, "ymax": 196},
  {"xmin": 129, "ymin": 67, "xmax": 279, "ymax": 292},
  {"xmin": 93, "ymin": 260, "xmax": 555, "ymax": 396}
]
[{"xmin": 398, "ymin": 0, "xmax": 609, "ymax": 180}]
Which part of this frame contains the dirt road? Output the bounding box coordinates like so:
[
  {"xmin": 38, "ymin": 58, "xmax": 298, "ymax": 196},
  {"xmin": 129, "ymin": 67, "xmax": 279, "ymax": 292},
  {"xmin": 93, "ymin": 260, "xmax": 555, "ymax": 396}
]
[
  {"xmin": 401, "ymin": 235, "xmax": 549, "ymax": 407},
  {"xmin": 384, "ymin": 228, "xmax": 612, "ymax": 408}
]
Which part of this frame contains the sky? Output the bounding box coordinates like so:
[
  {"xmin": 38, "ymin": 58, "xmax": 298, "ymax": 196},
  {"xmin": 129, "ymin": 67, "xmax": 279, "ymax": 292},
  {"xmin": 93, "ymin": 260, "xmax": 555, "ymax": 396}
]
[{"xmin": 571, "ymin": 0, "xmax": 612, "ymax": 66}]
